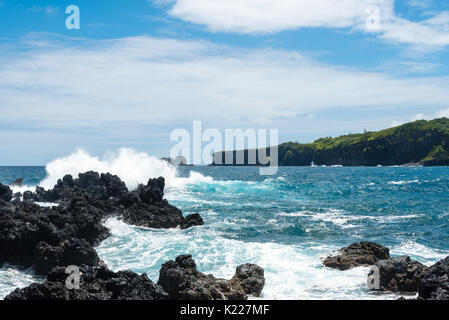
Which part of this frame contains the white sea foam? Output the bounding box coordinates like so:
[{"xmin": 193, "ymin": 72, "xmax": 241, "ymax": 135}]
[
  {"xmin": 9, "ymin": 185, "xmax": 36, "ymax": 195},
  {"xmin": 35, "ymin": 202, "xmax": 59, "ymax": 208},
  {"xmin": 97, "ymin": 219, "xmax": 446, "ymax": 300},
  {"xmin": 278, "ymin": 210, "xmax": 422, "ymax": 229},
  {"xmin": 278, "ymin": 209, "xmax": 356, "ymax": 228},
  {"xmin": 391, "ymin": 241, "xmax": 448, "ymax": 266},
  {"xmin": 96, "ymin": 218, "xmax": 399, "ymax": 300},
  {"xmin": 0, "ymin": 265, "xmax": 43, "ymax": 299},
  {"xmin": 263, "ymin": 177, "xmax": 286, "ymax": 183},
  {"xmin": 388, "ymin": 180, "xmax": 419, "ymax": 185},
  {"xmin": 39, "ymin": 148, "xmax": 212, "ymax": 192}
]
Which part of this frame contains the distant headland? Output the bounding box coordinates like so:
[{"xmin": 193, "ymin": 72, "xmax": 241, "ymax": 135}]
[{"xmin": 212, "ymin": 118, "xmax": 449, "ymax": 167}]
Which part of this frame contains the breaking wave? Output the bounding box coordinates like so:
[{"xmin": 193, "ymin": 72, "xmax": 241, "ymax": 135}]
[{"xmin": 39, "ymin": 148, "xmax": 211, "ymax": 191}]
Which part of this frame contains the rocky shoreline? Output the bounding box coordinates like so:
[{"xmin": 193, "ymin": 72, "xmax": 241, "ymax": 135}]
[
  {"xmin": 5, "ymin": 254, "xmax": 265, "ymax": 300},
  {"xmin": 2, "ymin": 173, "xmax": 448, "ymax": 300},
  {"xmin": 0, "ymin": 171, "xmax": 265, "ymax": 300},
  {"xmin": 323, "ymin": 241, "xmax": 448, "ymax": 299},
  {"xmin": 1, "ymin": 171, "xmax": 206, "ymax": 276}
]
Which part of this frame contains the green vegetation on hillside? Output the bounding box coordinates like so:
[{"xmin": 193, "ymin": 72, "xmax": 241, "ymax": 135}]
[{"xmin": 213, "ymin": 118, "xmax": 449, "ymax": 166}]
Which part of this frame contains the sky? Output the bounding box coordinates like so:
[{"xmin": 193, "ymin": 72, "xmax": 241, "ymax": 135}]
[{"xmin": 1, "ymin": 0, "xmax": 449, "ymax": 165}]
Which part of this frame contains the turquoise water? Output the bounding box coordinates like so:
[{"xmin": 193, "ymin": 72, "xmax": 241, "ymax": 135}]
[{"xmin": 1, "ymin": 165, "xmax": 449, "ymax": 299}]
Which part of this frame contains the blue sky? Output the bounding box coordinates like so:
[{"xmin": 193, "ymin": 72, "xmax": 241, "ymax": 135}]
[{"xmin": 1, "ymin": 0, "xmax": 449, "ymax": 164}]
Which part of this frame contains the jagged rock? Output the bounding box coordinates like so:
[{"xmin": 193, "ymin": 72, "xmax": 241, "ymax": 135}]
[
  {"xmin": 158, "ymin": 255, "xmax": 265, "ymax": 300},
  {"xmin": 371, "ymin": 256, "xmax": 428, "ymax": 292},
  {"xmin": 100, "ymin": 173, "xmax": 128, "ymax": 199},
  {"xmin": 0, "ymin": 200, "xmax": 109, "ymax": 275},
  {"xmin": 323, "ymin": 242, "xmax": 390, "ymax": 270},
  {"xmin": 23, "ymin": 172, "xmax": 203, "ymax": 230},
  {"xmin": 9, "ymin": 178, "xmax": 23, "ymax": 187},
  {"xmin": 120, "ymin": 197, "xmax": 185, "ymax": 229},
  {"xmin": 0, "ymin": 183, "xmax": 12, "ymax": 202},
  {"xmin": 418, "ymin": 256, "xmax": 449, "ymax": 300},
  {"xmin": 13, "ymin": 192, "xmax": 22, "ymax": 199},
  {"xmin": 5, "ymin": 265, "xmax": 169, "ymax": 300},
  {"xmin": 4, "ymin": 253, "xmax": 262, "ymax": 300},
  {"xmin": 180, "ymin": 213, "xmax": 204, "ymax": 229},
  {"xmin": 0, "ymin": 172, "xmax": 203, "ymax": 277},
  {"xmin": 230, "ymin": 264, "xmax": 265, "ymax": 297},
  {"xmin": 23, "ymin": 190, "xmax": 34, "ymax": 201},
  {"xmin": 34, "ymin": 238, "xmax": 100, "ymax": 275},
  {"xmin": 139, "ymin": 177, "xmax": 165, "ymax": 204}
]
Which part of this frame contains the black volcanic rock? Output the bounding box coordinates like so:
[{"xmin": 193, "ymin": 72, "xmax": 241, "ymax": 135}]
[
  {"xmin": 418, "ymin": 256, "xmax": 449, "ymax": 300},
  {"xmin": 0, "ymin": 200, "xmax": 108, "ymax": 275},
  {"xmin": 13, "ymin": 192, "xmax": 22, "ymax": 199},
  {"xmin": 139, "ymin": 177, "xmax": 165, "ymax": 204},
  {"xmin": 230, "ymin": 263, "xmax": 265, "ymax": 297},
  {"xmin": 6, "ymin": 255, "xmax": 264, "ymax": 301},
  {"xmin": 0, "ymin": 172, "xmax": 203, "ymax": 277},
  {"xmin": 5, "ymin": 264, "xmax": 169, "ymax": 300},
  {"xmin": 9, "ymin": 178, "xmax": 23, "ymax": 187},
  {"xmin": 323, "ymin": 242, "xmax": 390, "ymax": 270},
  {"xmin": 120, "ymin": 199, "xmax": 185, "ymax": 229},
  {"xmin": 371, "ymin": 256, "xmax": 428, "ymax": 292},
  {"xmin": 24, "ymin": 172, "xmax": 203, "ymax": 229},
  {"xmin": 158, "ymin": 255, "xmax": 265, "ymax": 300},
  {"xmin": 34, "ymin": 238, "xmax": 100, "ymax": 275},
  {"xmin": 100, "ymin": 173, "xmax": 128, "ymax": 199},
  {"xmin": 0, "ymin": 183, "xmax": 12, "ymax": 202},
  {"xmin": 23, "ymin": 190, "xmax": 34, "ymax": 201},
  {"xmin": 180, "ymin": 213, "xmax": 204, "ymax": 230}
]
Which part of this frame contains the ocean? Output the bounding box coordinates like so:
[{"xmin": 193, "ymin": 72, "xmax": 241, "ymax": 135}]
[{"xmin": 1, "ymin": 150, "xmax": 448, "ymax": 300}]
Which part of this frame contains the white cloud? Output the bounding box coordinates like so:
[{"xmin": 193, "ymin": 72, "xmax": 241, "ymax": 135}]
[
  {"xmin": 1, "ymin": 34, "xmax": 449, "ymax": 131},
  {"xmin": 435, "ymin": 108, "xmax": 449, "ymax": 118},
  {"xmin": 389, "ymin": 120, "xmax": 404, "ymax": 127},
  {"xmin": 411, "ymin": 113, "xmax": 428, "ymax": 121},
  {"xmin": 391, "ymin": 108, "xmax": 449, "ymax": 126},
  {"xmin": 378, "ymin": 13, "xmax": 449, "ymax": 46},
  {"xmin": 163, "ymin": 0, "xmax": 391, "ymax": 33},
  {"xmin": 29, "ymin": 5, "xmax": 59, "ymax": 15},
  {"xmin": 44, "ymin": 6, "xmax": 58, "ymax": 15},
  {"xmin": 154, "ymin": 0, "xmax": 449, "ymax": 47},
  {"xmin": 406, "ymin": 0, "xmax": 432, "ymax": 9}
]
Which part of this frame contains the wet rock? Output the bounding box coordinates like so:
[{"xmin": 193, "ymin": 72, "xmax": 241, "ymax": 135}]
[
  {"xmin": 9, "ymin": 178, "xmax": 23, "ymax": 187},
  {"xmin": 5, "ymin": 265, "xmax": 169, "ymax": 300},
  {"xmin": 323, "ymin": 242, "xmax": 390, "ymax": 270},
  {"xmin": 418, "ymin": 256, "xmax": 449, "ymax": 300},
  {"xmin": 4, "ymin": 253, "xmax": 263, "ymax": 301},
  {"xmin": 230, "ymin": 264, "xmax": 265, "ymax": 297},
  {"xmin": 0, "ymin": 201, "xmax": 108, "ymax": 275},
  {"xmin": 100, "ymin": 173, "xmax": 128, "ymax": 199},
  {"xmin": 23, "ymin": 172, "xmax": 203, "ymax": 230},
  {"xmin": 0, "ymin": 172, "xmax": 203, "ymax": 278},
  {"xmin": 34, "ymin": 238, "xmax": 100, "ymax": 275},
  {"xmin": 121, "ymin": 199, "xmax": 185, "ymax": 229},
  {"xmin": 0, "ymin": 183, "xmax": 12, "ymax": 202},
  {"xmin": 158, "ymin": 255, "xmax": 264, "ymax": 300},
  {"xmin": 0, "ymin": 202, "xmax": 11, "ymax": 213},
  {"xmin": 180, "ymin": 213, "xmax": 204, "ymax": 230},
  {"xmin": 139, "ymin": 177, "xmax": 165, "ymax": 204},
  {"xmin": 13, "ymin": 192, "xmax": 22, "ymax": 199},
  {"xmin": 371, "ymin": 256, "xmax": 428, "ymax": 292},
  {"xmin": 23, "ymin": 190, "xmax": 34, "ymax": 201}
]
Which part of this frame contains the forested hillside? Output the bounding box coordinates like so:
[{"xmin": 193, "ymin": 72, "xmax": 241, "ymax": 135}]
[{"xmin": 212, "ymin": 118, "xmax": 449, "ymax": 166}]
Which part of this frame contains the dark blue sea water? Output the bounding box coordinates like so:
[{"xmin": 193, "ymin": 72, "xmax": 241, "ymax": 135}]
[{"xmin": 1, "ymin": 163, "xmax": 449, "ymax": 299}]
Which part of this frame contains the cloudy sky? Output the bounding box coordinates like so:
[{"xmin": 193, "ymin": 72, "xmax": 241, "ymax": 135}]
[{"xmin": 1, "ymin": 0, "xmax": 449, "ymax": 164}]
